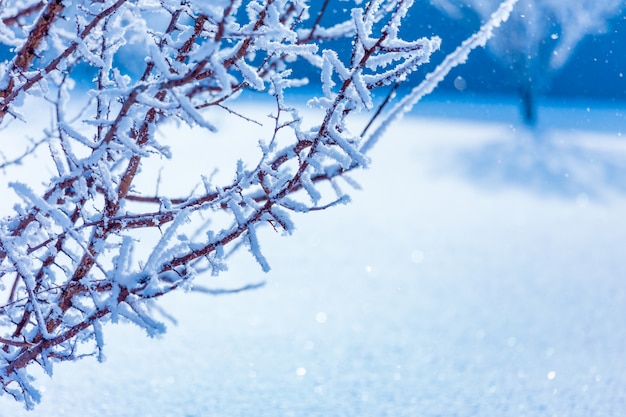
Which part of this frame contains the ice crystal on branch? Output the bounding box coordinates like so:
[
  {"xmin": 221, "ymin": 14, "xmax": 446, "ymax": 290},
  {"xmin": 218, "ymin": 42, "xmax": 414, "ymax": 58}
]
[{"xmin": 0, "ymin": 0, "xmax": 516, "ymax": 408}]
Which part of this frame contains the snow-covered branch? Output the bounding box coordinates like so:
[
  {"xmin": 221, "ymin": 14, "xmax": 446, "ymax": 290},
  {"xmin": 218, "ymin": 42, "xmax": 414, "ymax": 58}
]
[{"xmin": 0, "ymin": 0, "xmax": 515, "ymax": 408}]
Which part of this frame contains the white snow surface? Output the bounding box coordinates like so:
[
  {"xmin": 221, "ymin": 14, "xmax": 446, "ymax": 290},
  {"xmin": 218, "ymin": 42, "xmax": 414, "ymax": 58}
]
[{"xmin": 2, "ymin": 96, "xmax": 626, "ymax": 416}]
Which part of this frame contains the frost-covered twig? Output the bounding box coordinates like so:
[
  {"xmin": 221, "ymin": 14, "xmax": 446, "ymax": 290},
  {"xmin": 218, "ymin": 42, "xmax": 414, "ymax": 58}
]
[
  {"xmin": 362, "ymin": 0, "xmax": 518, "ymax": 153},
  {"xmin": 0, "ymin": 0, "xmax": 515, "ymax": 408}
]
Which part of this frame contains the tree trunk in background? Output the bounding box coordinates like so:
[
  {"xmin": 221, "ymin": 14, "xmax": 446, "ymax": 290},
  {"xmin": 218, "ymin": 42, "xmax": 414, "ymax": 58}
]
[{"xmin": 519, "ymin": 82, "xmax": 536, "ymax": 125}]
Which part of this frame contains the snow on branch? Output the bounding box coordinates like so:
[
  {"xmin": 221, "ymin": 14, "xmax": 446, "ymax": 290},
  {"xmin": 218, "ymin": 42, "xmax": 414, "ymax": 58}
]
[
  {"xmin": 0, "ymin": 0, "xmax": 516, "ymax": 408},
  {"xmin": 362, "ymin": 0, "xmax": 518, "ymax": 153}
]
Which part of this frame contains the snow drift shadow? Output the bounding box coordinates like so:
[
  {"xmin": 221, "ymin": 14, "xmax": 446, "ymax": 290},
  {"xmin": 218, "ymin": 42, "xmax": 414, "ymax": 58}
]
[{"xmin": 450, "ymin": 127, "xmax": 626, "ymax": 199}]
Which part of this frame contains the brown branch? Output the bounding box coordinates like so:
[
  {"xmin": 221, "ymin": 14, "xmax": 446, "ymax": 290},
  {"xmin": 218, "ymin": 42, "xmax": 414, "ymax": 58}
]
[
  {"xmin": 298, "ymin": 0, "xmax": 330, "ymax": 44},
  {"xmin": 14, "ymin": 0, "xmax": 64, "ymax": 71},
  {"xmin": 0, "ymin": 0, "xmax": 127, "ymax": 121},
  {"xmin": 0, "ymin": 0, "xmax": 443, "ymax": 403},
  {"xmin": 6, "ymin": 303, "xmax": 113, "ymax": 375},
  {"xmin": 1, "ymin": 1, "xmax": 46, "ymax": 26}
]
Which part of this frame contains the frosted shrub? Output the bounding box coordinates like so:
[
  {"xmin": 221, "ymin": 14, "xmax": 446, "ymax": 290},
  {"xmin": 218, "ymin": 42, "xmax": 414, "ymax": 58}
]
[
  {"xmin": 433, "ymin": 0, "xmax": 624, "ymax": 124},
  {"xmin": 0, "ymin": 0, "xmax": 516, "ymax": 407}
]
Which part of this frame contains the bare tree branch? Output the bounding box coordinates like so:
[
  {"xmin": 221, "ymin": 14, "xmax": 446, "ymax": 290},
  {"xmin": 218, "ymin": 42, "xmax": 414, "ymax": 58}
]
[{"xmin": 0, "ymin": 0, "xmax": 517, "ymax": 408}]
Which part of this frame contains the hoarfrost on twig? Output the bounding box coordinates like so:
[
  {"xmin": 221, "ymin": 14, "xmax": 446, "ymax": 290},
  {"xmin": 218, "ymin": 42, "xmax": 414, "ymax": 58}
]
[{"xmin": 0, "ymin": 0, "xmax": 517, "ymax": 408}]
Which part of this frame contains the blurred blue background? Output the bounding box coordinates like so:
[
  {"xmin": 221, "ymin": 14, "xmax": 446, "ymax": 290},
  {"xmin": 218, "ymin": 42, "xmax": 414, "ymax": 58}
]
[
  {"xmin": 1, "ymin": 2, "xmax": 623, "ymax": 104},
  {"xmin": 407, "ymin": 2, "xmax": 626, "ymax": 103}
]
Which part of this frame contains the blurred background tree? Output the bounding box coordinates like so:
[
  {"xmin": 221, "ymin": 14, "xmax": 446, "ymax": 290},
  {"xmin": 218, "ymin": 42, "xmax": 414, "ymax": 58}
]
[{"xmin": 431, "ymin": 0, "xmax": 625, "ymax": 124}]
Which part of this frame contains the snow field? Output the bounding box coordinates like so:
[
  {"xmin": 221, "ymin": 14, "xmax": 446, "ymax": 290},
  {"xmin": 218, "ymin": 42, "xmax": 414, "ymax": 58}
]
[{"xmin": 1, "ymin": 99, "xmax": 625, "ymax": 416}]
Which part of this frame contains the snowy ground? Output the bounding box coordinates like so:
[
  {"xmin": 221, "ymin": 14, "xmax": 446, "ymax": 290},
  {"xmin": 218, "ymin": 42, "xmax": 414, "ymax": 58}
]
[{"xmin": 1, "ymin": 96, "xmax": 626, "ymax": 416}]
